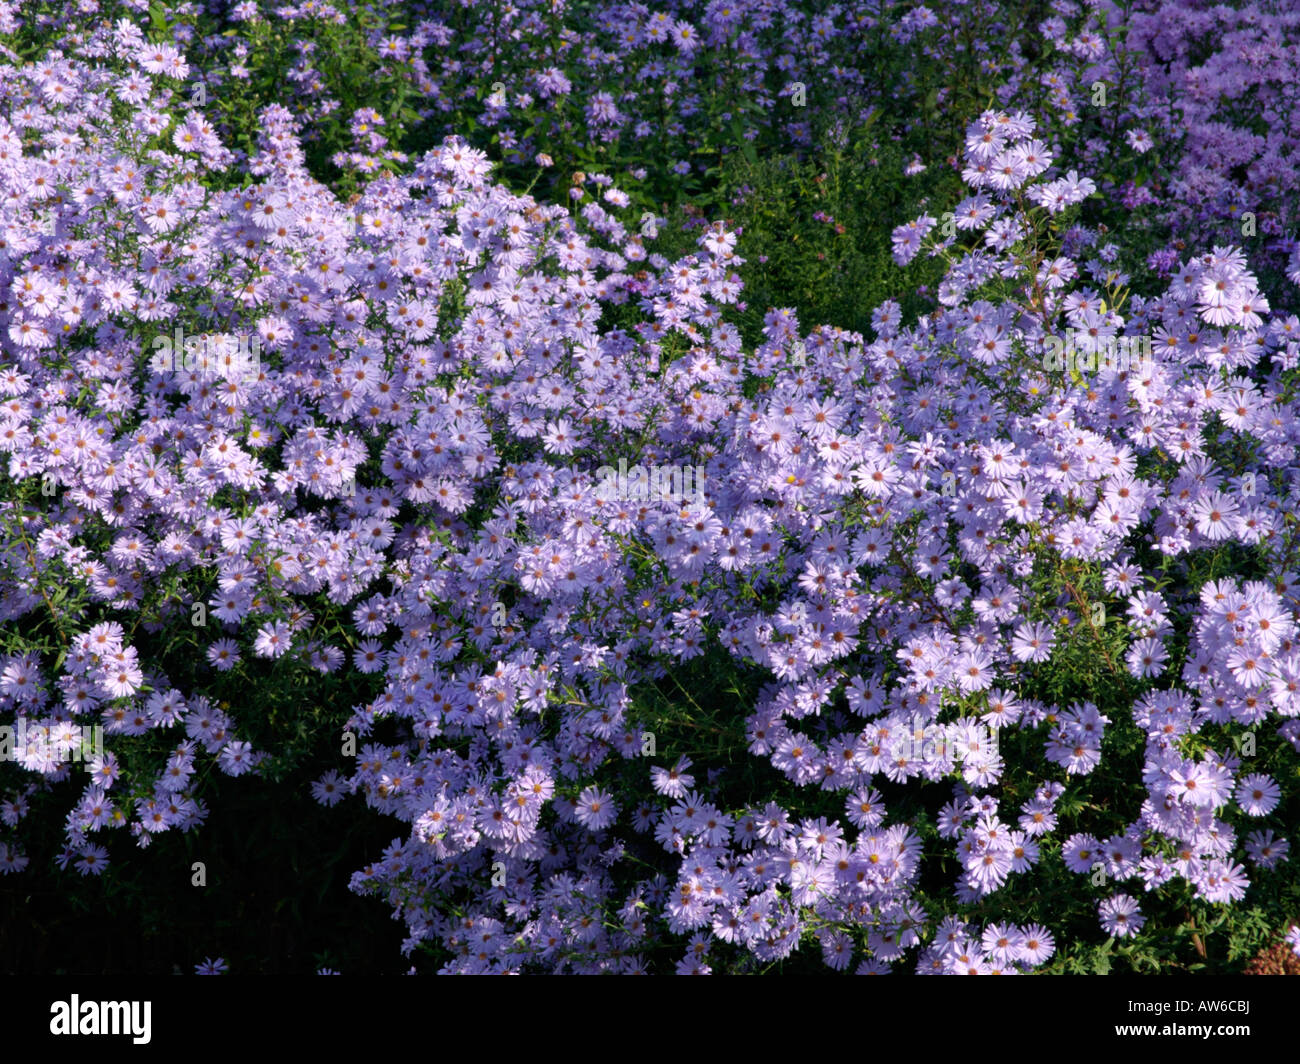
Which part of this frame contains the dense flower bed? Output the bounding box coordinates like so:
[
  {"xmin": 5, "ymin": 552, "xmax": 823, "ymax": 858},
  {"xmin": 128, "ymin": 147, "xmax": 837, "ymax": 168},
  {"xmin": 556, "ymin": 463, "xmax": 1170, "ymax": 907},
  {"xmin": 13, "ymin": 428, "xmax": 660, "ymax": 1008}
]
[{"xmin": 1, "ymin": 1, "xmax": 1299, "ymax": 974}]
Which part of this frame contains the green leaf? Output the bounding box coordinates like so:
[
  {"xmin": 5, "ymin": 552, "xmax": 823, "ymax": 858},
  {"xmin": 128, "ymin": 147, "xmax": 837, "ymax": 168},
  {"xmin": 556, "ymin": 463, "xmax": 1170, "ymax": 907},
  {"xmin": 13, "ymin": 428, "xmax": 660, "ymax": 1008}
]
[
  {"xmin": 148, "ymin": 1, "xmax": 169, "ymax": 38},
  {"xmin": 731, "ymin": 120, "xmax": 758, "ymax": 167}
]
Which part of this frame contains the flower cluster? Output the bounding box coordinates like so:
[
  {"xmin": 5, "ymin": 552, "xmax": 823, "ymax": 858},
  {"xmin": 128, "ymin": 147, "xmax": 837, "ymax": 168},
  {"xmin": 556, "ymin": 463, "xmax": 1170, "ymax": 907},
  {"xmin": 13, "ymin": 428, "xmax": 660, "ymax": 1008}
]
[
  {"xmin": 1, "ymin": 2, "xmax": 1298, "ymax": 975},
  {"xmin": 324, "ymin": 105, "xmax": 1298, "ymax": 970}
]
